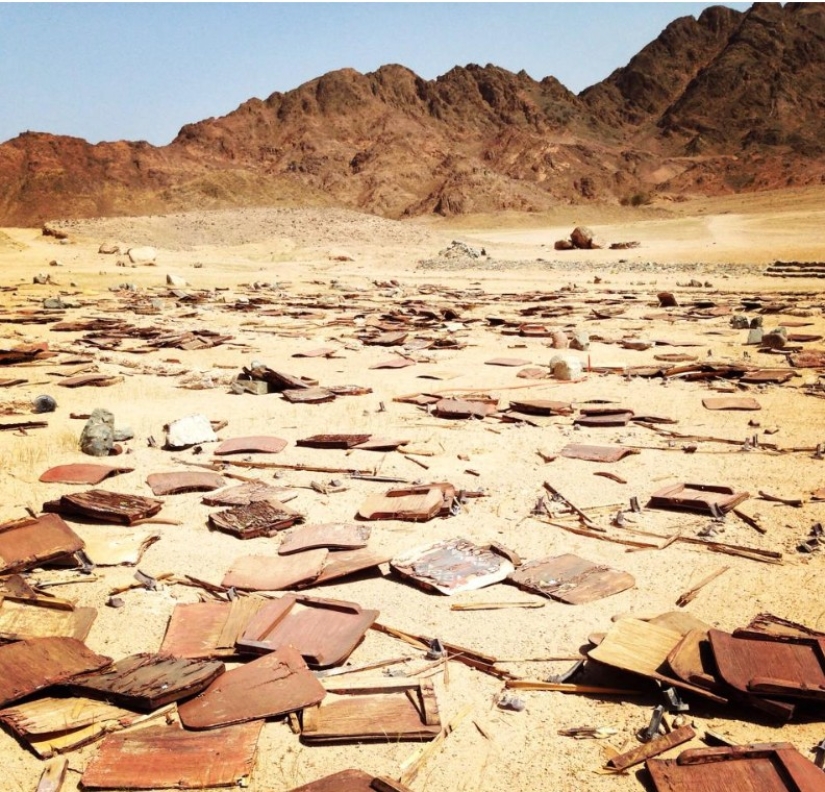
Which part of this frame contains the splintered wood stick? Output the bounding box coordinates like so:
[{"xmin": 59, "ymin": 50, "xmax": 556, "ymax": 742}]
[
  {"xmin": 505, "ymin": 680, "xmax": 642, "ymax": 695},
  {"xmin": 36, "ymin": 756, "xmax": 68, "ymax": 792},
  {"xmin": 676, "ymin": 566, "xmax": 730, "ymax": 607},
  {"xmin": 398, "ymin": 705, "xmax": 473, "ymax": 786},
  {"xmin": 450, "ymin": 601, "xmax": 545, "ymax": 611},
  {"xmin": 216, "ymin": 458, "xmax": 376, "ymax": 475}
]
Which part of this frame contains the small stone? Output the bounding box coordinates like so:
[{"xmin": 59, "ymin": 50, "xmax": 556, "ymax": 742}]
[
  {"xmin": 113, "ymin": 427, "xmax": 134, "ymax": 442},
  {"xmin": 49, "ymin": 259, "xmax": 62, "ymax": 267},
  {"xmin": 570, "ymin": 226, "xmax": 594, "ymax": 249},
  {"xmin": 730, "ymin": 315, "xmax": 749, "ymax": 329},
  {"xmin": 166, "ymin": 273, "xmax": 187, "ymax": 287},
  {"xmin": 33, "ymin": 272, "xmax": 50, "ymax": 285},
  {"xmin": 551, "ymin": 330, "xmax": 569, "ymax": 349},
  {"xmin": 570, "ymin": 330, "xmax": 590, "ymax": 351},
  {"xmin": 127, "ymin": 246, "xmax": 157, "ymax": 264},
  {"xmin": 657, "ymin": 291, "xmax": 678, "ymax": 307},
  {"xmin": 761, "ymin": 330, "xmax": 786, "ymax": 349},
  {"xmin": 746, "ymin": 327, "xmax": 764, "ymax": 345},
  {"xmin": 98, "ymin": 242, "xmax": 120, "ymax": 255},
  {"xmin": 165, "ymin": 414, "xmax": 218, "ymax": 449},
  {"xmin": 80, "ymin": 409, "xmax": 116, "ymax": 457},
  {"xmin": 554, "ymin": 239, "xmax": 574, "ymax": 251},
  {"xmin": 32, "ymin": 395, "xmax": 57, "ymax": 413}
]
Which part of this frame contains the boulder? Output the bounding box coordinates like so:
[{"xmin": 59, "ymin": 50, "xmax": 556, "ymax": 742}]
[
  {"xmin": 165, "ymin": 414, "xmax": 217, "ymax": 449},
  {"xmin": 657, "ymin": 291, "xmax": 678, "ymax": 307},
  {"xmin": 127, "ymin": 246, "xmax": 157, "ymax": 264},
  {"xmin": 99, "ymin": 243, "xmax": 120, "ymax": 255},
  {"xmin": 571, "ymin": 226, "xmax": 595, "ymax": 249},
  {"xmin": 554, "ymin": 239, "xmax": 574, "ymax": 251},
  {"xmin": 80, "ymin": 409, "xmax": 116, "ymax": 457}
]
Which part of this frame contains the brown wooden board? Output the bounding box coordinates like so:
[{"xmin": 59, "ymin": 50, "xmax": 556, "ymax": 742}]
[
  {"xmin": 237, "ymin": 595, "xmax": 379, "ymax": 668},
  {"xmin": 391, "ymin": 538, "xmax": 515, "ymax": 595},
  {"xmin": 0, "ymin": 599, "xmax": 96, "ymax": 642},
  {"xmin": 370, "ymin": 357, "xmax": 416, "ymax": 369},
  {"xmin": 160, "ymin": 598, "xmax": 268, "ymax": 659},
  {"xmin": 0, "ymin": 637, "xmax": 111, "ymax": 707},
  {"xmin": 279, "ymin": 523, "xmax": 371, "ymax": 555},
  {"xmin": 202, "ymin": 481, "xmax": 292, "ymax": 506},
  {"xmin": 485, "ymin": 357, "xmax": 531, "ymax": 366},
  {"xmin": 0, "ymin": 696, "xmax": 169, "ymax": 758},
  {"xmin": 702, "ymin": 397, "xmax": 762, "ymax": 411},
  {"xmin": 574, "ymin": 410, "xmax": 634, "ymax": 427},
  {"xmin": 42, "ymin": 490, "xmax": 163, "ymax": 525},
  {"xmin": 57, "ymin": 373, "xmax": 123, "ymax": 388},
  {"xmin": 358, "ymin": 483, "xmax": 454, "ymax": 522},
  {"xmin": 39, "ymin": 464, "xmax": 134, "ymax": 485},
  {"xmin": 80, "ymin": 721, "xmax": 262, "ymax": 789},
  {"xmin": 213, "ymin": 435, "xmax": 288, "ymax": 455},
  {"xmin": 222, "ymin": 549, "xmax": 328, "ymax": 591},
  {"xmin": 75, "ymin": 526, "xmax": 159, "ymax": 566},
  {"xmin": 508, "ymin": 399, "xmax": 573, "ymax": 416},
  {"xmin": 709, "ymin": 629, "xmax": 825, "ymax": 701},
  {"xmin": 283, "ymin": 770, "xmax": 375, "ymax": 792},
  {"xmin": 351, "ymin": 437, "xmax": 409, "ymax": 451},
  {"xmin": 311, "ymin": 548, "xmax": 392, "ymax": 586},
  {"xmin": 647, "ymin": 744, "xmax": 825, "ymax": 792},
  {"xmin": 433, "ymin": 398, "xmax": 498, "ymax": 419},
  {"xmin": 0, "ymin": 514, "xmax": 84, "ymax": 573},
  {"xmin": 328, "ymin": 384, "xmax": 372, "ymax": 396},
  {"xmin": 283, "ymin": 387, "xmax": 335, "ymax": 403},
  {"xmin": 508, "ymin": 554, "xmax": 635, "ymax": 604},
  {"xmin": 666, "ymin": 629, "xmax": 726, "ymax": 696},
  {"xmin": 587, "ymin": 619, "xmax": 728, "ymax": 704},
  {"xmin": 297, "ymin": 434, "xmax": 372, "ymax": 449},
  {"xmin": 607, "ymin": 725, "xmax": 696, "ymax": 771},
  {"xmin": 301, "ymin": 679, "xmax": 440, "ymax": 743},
  {"xmin": 146, "ymin": 471, "xmax": 225, "ymax": 495},
  {"xmin": 560, "ymin": 444, "xmax": 639, "ymax": 463},
  {"xmin": 740, "ymin": 370, "xmax": 795, "ymax": 384},
  {"xmin": 648, "ymin": 483, "xmax": 749, "ymax": 515},
  {"xmin": 178, "ymin": 645, "xmax": 325, "ymax": 729},
  {"xmin": 742, "ymin": 613, "xmax": 825, "ymax": 641},
  {"xmin": 67, "ymin": 653, "xmax": 225, "ymax": 711},
  {"xmin": 210, "ymin": 499, "xmax": 303, "ymax": 539}
]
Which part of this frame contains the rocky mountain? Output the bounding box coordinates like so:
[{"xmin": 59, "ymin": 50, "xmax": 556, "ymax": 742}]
[{"xmin": 2, "ymin": 2, "xmax": 824, "ymax": 226}]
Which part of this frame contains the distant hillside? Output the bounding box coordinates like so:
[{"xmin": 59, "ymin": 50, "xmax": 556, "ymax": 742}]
[{"xmin": 2, "ymin": 2, "xmax": 824, "ymax": 226}]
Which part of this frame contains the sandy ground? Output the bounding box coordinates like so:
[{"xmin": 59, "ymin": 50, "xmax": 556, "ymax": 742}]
[{"xmin": 2, "ymin": 188, "xmax": 825, "ymax": 791}]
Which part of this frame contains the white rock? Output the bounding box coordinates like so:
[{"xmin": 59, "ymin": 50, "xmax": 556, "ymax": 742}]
[
  {"xmin": 166, "ymin": 273, "xmax": 188, "ymax": 287},
  {"xmin": 165, "ymin": 414, "xmax": 217, "ymax": 449},
  {"xmin": 127, "ymin": 246, "xmax": 157, "ymax": 264}
]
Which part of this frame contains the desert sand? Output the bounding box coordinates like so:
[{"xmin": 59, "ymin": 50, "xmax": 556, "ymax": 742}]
[{"xmin": 1, "ymin": 187, "xmax": 825, "ymax": 791}]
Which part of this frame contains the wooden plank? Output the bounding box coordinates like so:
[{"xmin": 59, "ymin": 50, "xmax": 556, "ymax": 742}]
[
  {"xmin": 0, "ymin": 637, "xmax": 110, "ymax": 707},
  {"xmin": 391, "ymin": 538, "xmax": 515, "ymax": 595},
  {"xmin": 284, "ymin": 770, "xmax": 374, "ymax": 791},
  {"xmin": 238, "ymin": 595, "xmax": 378, "ymax": 668},
  {"xmin": 508, "ymin": 554, "xmax": 635, "ymax": 604},
  {"xmin": 709, "ymin": 629, "xmax": 825, "ymax": 701},
  {"xmin": 222, "ymin": 550, "xmax": 328, "ymax": 590},
  {"xmin": 80, "ymin": 722, "xmax": 262, "ymax": 789},
  {"xmin": 606, "ymin": 725, "xmax": 696, "ymax": 770},
  {"xmin": 0, "ymin": 599, "xmax": 96, "ymax": 641},
  {"xmin": 39, "ymin": 464, "xmax": 134, "ymax": 484},
  {"xmin": 160, "ymin": 601, "xmax": 236, "ymax": 659},
  {"xmin": 279, "ymin": 523, "xmax": 370, "ymax": 555},
  {"xmin": 67, "ymin": 653, "xmax": 225, "ymax": 711},
  {"xmin": 210, "ymin": 500, "xmax": 303, "ymax": 539},
  {"xmin": 177, "ymin": 645, "xmax": 325, "ymax": 729},
  {"xmin": 43, "ymin": 490, "xmax": 163, "ymax": 525},
  {"xmin": 0, "ymin": 514, "xmax": 84, "ymax": 574},
  {"xmin": 301, "ymin": 682, "xmax": 440, "ymax": 743}
]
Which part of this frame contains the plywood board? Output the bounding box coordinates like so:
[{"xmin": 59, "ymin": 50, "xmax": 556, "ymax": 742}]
[
  {"xmin": 358, "ymin": 483, "xmax": 454, "ymax": 522},
  {"xmin": 210, "ymin": 499, "xmax": 303, "ymax": 539},
  {"xmin": 238, "ymin": 595, "xmax": 378, "ymax": 668},
  {"xmin": 0, "ymin": 514, "xmax": 84, "ymax": 574},
  {"xmin": 146, "ymin": 471, "xmax": 225, "ymax": 495},
  {"xmin": 0, "ymin": 599, "xmax": 96, "ymax": 641},
  {"xmin": 279, "ymin": 523, "xmax": 371, "ymax": 555},
  {"xmin": 160, "ymin": 598, "xmax": 268, "ymax": 659},
  {"xmin": 222, "ymin": 549, "xmax": 328, "ymax": 591},
  {"xmin": 301, "ymin": 679, "xmax": 440, "ymax": 743},
  {"xmin": 508, "ymin": 554, "xmax": 635, "ymax": 604},
  {"xmin": 709, "ymin": 629, "xmax": 825, "ymax": 701},
  {"xmin": 68, "ymin": 653, "xmax": 225, "ymax": 711},
  {"xmin": 43, "ymin": 489, "xmax": 163, "ymax": 525},
  {"xmin": 560, "ymin": 444, "xmax": 639, "ymax": 463},
  {"xmin": 648, "ymin": 483, "xmax": 749, "ymax": 515},
  {"xmin": 178, "ymin": 645, "xmax": 325, "ymax": 729},
  {"xmin": 213, "ymin": 435, "xmax": 288, "ymax": 455},
  {"xmin": 702, "ymin": 396, "xmax": 762, "ymax": 411},
  {"xmin": 0, "ymin": 637, "xmax": 111, "ymax": 707},
  {"xmin": 647, "ymin": 744, "xmax": 825, "ymax": 792},
  {"xmin": 391, "ymin": 538, "xmax": 515, "ymax": 595},
  {"xmin": 0, "ymin": 696, "xmax": 171, "ymax": 758},
  {"xmin": 75, "ymin": 526, "xmax": 159, "ymax": 566},
  {"xmin": 80, "ymin": 721, "xmax": 262, "ymax": 789},
  {"xmin": 39, "ymin": 464, "xmax": 134, "ymax": 485},
  {"xmin": 311, "ymin": 548, "xmax": 392, "ymax": 586},
  {"xmin": 588, "ymin": 619, "xmax": 727, "ymax": 703},
  {"xmin": 202, "ymin": 481, "xmax": 292, "ymax": 506}
]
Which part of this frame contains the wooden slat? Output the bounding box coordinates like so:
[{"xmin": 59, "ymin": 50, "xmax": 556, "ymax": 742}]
[{"xmin": 607, "ymin": 725, "xmax": 695, "ymax": 771}]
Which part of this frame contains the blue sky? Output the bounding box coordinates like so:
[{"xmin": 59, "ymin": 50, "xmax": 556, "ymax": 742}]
[{"xmin": 0, "ymin": 2, "xmax": 751, "ymax": 146}]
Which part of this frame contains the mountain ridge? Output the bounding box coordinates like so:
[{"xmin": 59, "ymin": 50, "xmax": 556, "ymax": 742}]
[{"xmin": 2, "ymin": 2, "xmax": 824, "ymax": 226}]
